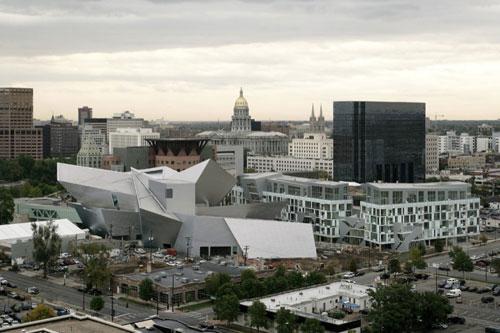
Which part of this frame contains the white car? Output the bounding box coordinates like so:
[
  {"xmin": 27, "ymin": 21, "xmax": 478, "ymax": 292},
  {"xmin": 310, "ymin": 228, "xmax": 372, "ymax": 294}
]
[
  {"xmin": 446, "ymin": 278, "xmax": 459, "ymax": 285},
  {"xmin": 341, "ymin": 279, "xmax": 356, "ymax": 284},
  {"xmin": 0, "ymin": 279, "xmax": 7, "ymax": 286},
  {"xmin": 446, "ymin": 289, "xmax": 462, "ymax": 298},
  {"xmin": 343, "ymin": 272, "xmax": 356, "ymax": 279}
]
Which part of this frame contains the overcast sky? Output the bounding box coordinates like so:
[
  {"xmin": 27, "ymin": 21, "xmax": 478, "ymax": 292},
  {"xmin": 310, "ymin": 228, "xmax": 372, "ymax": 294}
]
[{"xmin": 1, "ymin": 0, "xmax": 500, "ymax": 121}]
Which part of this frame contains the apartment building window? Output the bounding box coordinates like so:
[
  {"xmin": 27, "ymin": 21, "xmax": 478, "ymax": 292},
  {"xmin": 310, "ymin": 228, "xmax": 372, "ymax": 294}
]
[
  {"xmin": 166, "ymin": 188, "xmax": 173, "ymax": 198},
  {"xmin": 428, "ymin": 191, "xmax": 436, "ymax": 201},
  {"xmin": 438, "ymin": 191, "xmax": 445, "ymax": 201},
  {"xmin": 393, "ymin": 191, "xmax": 403, "ymax": 204},
  {"xmin": 381, "ymin": 191, "xmax": 389, "ymax": 204}
]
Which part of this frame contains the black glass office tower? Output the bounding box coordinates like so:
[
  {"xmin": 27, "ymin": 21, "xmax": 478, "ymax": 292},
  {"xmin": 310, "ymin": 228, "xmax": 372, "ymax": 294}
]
[{"xmin": 333, "ymin": 101, "xmax": 425, "ymax": 183}]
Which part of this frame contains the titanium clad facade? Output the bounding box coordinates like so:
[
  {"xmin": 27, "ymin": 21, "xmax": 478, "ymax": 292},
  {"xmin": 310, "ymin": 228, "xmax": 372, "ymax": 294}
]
[{"xmin": 333, "ymin": 101, "xmax": 425, "ymax": 183}]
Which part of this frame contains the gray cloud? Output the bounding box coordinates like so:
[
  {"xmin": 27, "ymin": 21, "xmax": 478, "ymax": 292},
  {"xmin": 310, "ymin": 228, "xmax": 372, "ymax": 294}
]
[{"xmin": 0, "ymin": 0, "xmax": 499, "ymax": 56}]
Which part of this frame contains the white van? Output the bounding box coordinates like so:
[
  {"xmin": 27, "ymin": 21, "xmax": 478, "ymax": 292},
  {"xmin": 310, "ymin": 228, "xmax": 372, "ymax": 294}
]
[
  {"xmin": 446, "ymin": 289, "xmax": 462, "ymax": 298},
  {"xmin": 446, "ymin": 278, "xmax": 459, "ymax": 285}
]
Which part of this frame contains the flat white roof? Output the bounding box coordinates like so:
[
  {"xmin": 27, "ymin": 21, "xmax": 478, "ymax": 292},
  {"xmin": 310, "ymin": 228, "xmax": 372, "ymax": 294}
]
[
  {"xmin": 0, "ymin": 219, "xmax": 86, "ymax": 246},
  {"xmin": 225, "ymin": 218, "xmax": 317, "ymax": 259},
  {"xmin": 367, "ymin": 181, "xmax": 468, "ymax": 190},
  {"xmin": 241, "ymin": 281, "xmax": 374, "ymax": 310}
]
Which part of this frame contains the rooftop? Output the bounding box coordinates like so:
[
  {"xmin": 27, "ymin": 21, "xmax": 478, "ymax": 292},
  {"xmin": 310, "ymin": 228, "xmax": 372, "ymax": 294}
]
[
  {"xmin": 2, "ymin": 313, "xmax": 136, "ymax": 332},
  {"xmin": 268, "ymin": 174, "xmax": 345, "ymax": 187},
  {"xmin": 120, "ymin": 261, "xmax": 242, "ymax": 289},
  {"xmin": 366, "ymin": 181, "xmax": 469, "ymax": 190},
  {"xmin": 241, "ymin": 282, "xmax": 373, "ymax": 311}
]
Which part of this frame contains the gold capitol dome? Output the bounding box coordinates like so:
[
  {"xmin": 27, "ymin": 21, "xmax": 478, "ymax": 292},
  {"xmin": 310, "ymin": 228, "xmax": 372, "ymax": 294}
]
[{"xmin": 234, "ymin": 87, "xmax": 249, "ymax": 109}]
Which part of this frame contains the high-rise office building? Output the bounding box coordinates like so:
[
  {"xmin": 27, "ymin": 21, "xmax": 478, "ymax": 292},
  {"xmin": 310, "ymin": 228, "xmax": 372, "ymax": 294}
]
[
  {"xmin": 78, "ymin": 106, "xmax": 93, "ymax": 126},
  {"xmin": 0, "ymin": 88, "xmax": 43, "ymax": 160},
  {"xmin": 333, "ymin": 101, "xmax": 425, "ymax": 183}
]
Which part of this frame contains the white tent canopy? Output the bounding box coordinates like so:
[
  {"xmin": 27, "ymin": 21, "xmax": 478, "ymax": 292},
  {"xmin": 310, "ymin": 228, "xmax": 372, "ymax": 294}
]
[{"xmin": 0, "ymin": 219, "xmax": 86, "ymax": 246}]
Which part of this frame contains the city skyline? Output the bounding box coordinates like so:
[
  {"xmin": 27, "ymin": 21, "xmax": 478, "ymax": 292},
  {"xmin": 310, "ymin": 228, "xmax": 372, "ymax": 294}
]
[{"xmin": 2, "ymin": 0, "xmax": 500, "ymax": 121}]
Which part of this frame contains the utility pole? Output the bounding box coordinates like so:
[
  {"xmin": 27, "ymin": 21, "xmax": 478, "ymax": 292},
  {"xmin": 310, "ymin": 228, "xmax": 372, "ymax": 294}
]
[
  {"xmin": 111, "ymin": 277, "xmax": 115, "ymax": 322},
  {"xmin": 185, "ymin": 236, "xmax": 192, "ymax": 259},
  {"xmin": 435, "ymin": 266, "xmax": 438, "ymax": 294},
  {"xmin": 171, "ymin": 274, "xmax": 175, "ymax": 312},
  {"xmin": 243, "ymin": 245, "xmax": 249, "ymax": 266},
  {"xmin": 156, "ymin": 288, "xmax": 159, "ymax": 315}
]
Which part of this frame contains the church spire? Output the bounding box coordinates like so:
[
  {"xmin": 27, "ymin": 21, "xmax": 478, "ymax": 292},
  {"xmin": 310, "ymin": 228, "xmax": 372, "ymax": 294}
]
[
  {"xmin": 240, "ymin": 87, "xmax": 243, "ymax": 97},
  {"xmin": 310, "ymin": 103, "xmax": 316, "ymax": 119},
  {"xmin": 319, "ymin": 104, "xmax": 324, "ymax": 119}
]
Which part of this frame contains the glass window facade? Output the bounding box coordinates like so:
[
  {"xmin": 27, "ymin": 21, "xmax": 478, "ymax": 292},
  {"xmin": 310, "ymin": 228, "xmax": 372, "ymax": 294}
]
[{"xmin": 333, "ymin": 101, "xmax": 426, "ymax": 183}]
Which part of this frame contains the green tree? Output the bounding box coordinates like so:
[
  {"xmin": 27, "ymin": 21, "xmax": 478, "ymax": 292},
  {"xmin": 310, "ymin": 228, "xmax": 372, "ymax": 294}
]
[
  {"xmin": 216, "ymin": 282, "xmax": 242, "ymax": 299},
  {"xmin": 300, "ymin": 318, "xmax": 324, "ymax": 333},
  {"xmin": 491, "ymin": 258, "xmax": 500, "ymax": 277},
  {"xmin": 324, "ymin": 262, "xmax": 336, "ymax": 276},
  {"xmin": 32, "ymin": 220, "xmax": 62, "ymax": 278},
  {"xmin": 409, "ymin": 246, "xmax": 427, "ymax": 270},
  {"xmin": 275, "ymin": 307, "xmax": 296, "ymax": 333},
  {"xmin": 213, "ymin": 293, "xmax": 240, "ymax": 326},
  {"xmin": 368, "ymin": 284, "xmax": 419, "ymax": 333},
  {"xmin": 368, "ymin": 284, "xmax": 452, "ymax": 333},
  {"xmin": 205, "ymin": 272, "xmax": 231, "ymax": 297},
  {"xmin": 450, "ymin": 247, "xmax": 473, "ymax": 278},
  {"xmin": 480, "ymin": 234, "xmax": 488, "ymax": 245},
  {"xmin": 305, "ymin": 271, "xmax": 327, "ymax": 286},
  {"xmin": 77, "ymin": 243, "xmax": 111, "ymax": 290},
  {"xmin": 24, "ymin": 304, "xmax": 56, "ymax": 322},
  {"xmin": 286, "ymin": 271, "xmax": 305, "ymax": 289},
  {"xmin": 388, "ymin": 257, "xmax": 401, "ymax": 274},
  {"xmin": 90, "ymin": 296, "xmax": 105, "ymax": 311},
  {"xmin": 139, "ymin": 278, "xmax": 155, "ymax": 301},
  {"xmin": 434, "ymin": 239, "xmax": 445, "ymax": 253},
  {"xmin": 0, "ymin": 188, "xmax": 14, "ymax": 225},
  {"xmin": 348, "ymin": 259, "xmax": 358, "ymax": 273},
  {"xmin": 418, "ymin": 292, "xmax": 453, "ymax": 331},
  {"xmin": 249, "ymin": 300, "xmax": 268, "ymax": 333}
]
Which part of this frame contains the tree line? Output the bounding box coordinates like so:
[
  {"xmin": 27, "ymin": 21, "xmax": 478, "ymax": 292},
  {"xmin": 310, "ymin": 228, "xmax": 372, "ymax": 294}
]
[{"xmin": 0, "ymin": 155, "xmax": 75, "ymax": 224}]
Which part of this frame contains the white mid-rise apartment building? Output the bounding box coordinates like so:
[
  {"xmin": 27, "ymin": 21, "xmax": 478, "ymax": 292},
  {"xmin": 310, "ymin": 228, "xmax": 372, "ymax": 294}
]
[
  {"xmin": 108, "ymin": 128, "xmax": 159, "ymax": 154},
  {"xmin": 459, "ymin": 133, "xmax": 475, "ymax": 154},
  {"xmin": 247, "ymin": 155, "xmax": 333, "ymax": 175},
  {"xmin": 425, "ymin": 134, "xmax": 439, "ymax": 174},
  {"xmin": 288, "ymin": 132, "xmax": 333, "ymax": 159},
  {"xmin": 476, "ymin": 136, "xmax": 491, "ymax": 152},
  {"xmin": 360, "ymin": 182, "xmax": 480, "ymax": 252},
  {"xmin": 237, "ymin": 173, "xmax": 352, "ymax": 242},
  {"xmin": 439, "ymin": 131, "xmax": 461, "ymax": 154}
]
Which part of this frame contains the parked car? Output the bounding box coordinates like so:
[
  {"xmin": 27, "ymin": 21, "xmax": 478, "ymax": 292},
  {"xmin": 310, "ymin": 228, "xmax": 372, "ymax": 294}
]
[
  {"xmin": 6, "ymin": 282, "xmax": 16, "ymax": 288},
  {"xmin": 343, "ymin": 272, "xmax": 356, "ymax": 279},
  {"xmin": 481, "ymin": 296, "xmax": 495, "ymax": 303},
  {"xmin": 468, "ymin": 286, "xmax": 478, "ymax": 292},
  {"xmin": 493, "ymin": 288, "xmax": 500, "ymax": 296},
  {"xmin": 478, "ymin": 287, "xmax": 491, "ymax": 294},
  {"xmin": 438, "ymin": 280, "xmax": 447, "ymax": 288},
  {"xmin": 446, "ymin": 289, "xmax": 462, "ymax": 298},
  {"xmin": 27, "ymin": 287, "xmax": 39, "ymax": 295},
  {"xmin": 355, "ymin": 271, "xmax": 365, "ymax": 277},
  {"xmin": 372, "ymin": 265, "xmax": 385, "ymax": 272},
  {"xmin": 438, "ymin": 264, "xmax": 451, "ymax": 271}
]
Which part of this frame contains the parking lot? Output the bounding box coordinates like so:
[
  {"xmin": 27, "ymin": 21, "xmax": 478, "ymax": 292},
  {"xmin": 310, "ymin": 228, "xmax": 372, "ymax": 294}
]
[{"xmin": 415, "ymin": 274, "xmax": 500, "ymax": 332}]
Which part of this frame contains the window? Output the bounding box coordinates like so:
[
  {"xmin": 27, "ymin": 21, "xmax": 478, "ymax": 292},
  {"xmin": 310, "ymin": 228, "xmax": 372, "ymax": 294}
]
[
  {"xmin": 438, "ymin": 191, "xmax": 445, "ymax": 201},
  {"xmin": 428, "ymin": 191, "xmax": 436, "ymax": 201},
  {"xmin": 393, "ymin": 191, "xmax": 403, "ymax": 204},
  {"xmin": 166, "ymin": 188, "xmax": 173, "ymax": 198}
]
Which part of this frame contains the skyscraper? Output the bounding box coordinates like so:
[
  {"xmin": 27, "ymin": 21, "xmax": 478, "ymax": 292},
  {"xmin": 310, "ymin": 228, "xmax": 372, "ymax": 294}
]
[
  {"xmin": 333, "ymin": 101, "xmax": 425, "ymax": 183},
  {"xmin": 0, "ymin": 88, "xmax": 43, "ymax": 160},
  {"xmin": 78, "ymin": 106, "xmax": 93, "ymax": 126}
]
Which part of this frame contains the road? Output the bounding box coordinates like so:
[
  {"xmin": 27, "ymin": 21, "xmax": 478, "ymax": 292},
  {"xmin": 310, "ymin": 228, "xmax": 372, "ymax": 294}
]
[{"xmin": 0, "ymin": 270, "xmax": 156, "ymax": 324}]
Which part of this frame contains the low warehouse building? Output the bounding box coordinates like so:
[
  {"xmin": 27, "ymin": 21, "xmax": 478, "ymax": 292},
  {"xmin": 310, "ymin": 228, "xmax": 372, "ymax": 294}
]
[{"xmin": 238, "ymin": 281, "xmax": 374, "ymax": 333}]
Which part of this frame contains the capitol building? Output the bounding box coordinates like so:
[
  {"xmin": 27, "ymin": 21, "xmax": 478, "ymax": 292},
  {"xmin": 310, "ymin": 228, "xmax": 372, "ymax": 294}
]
[{"xmin": 197, "ymin": 89, "xmax": 289, "ymax": 155}]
